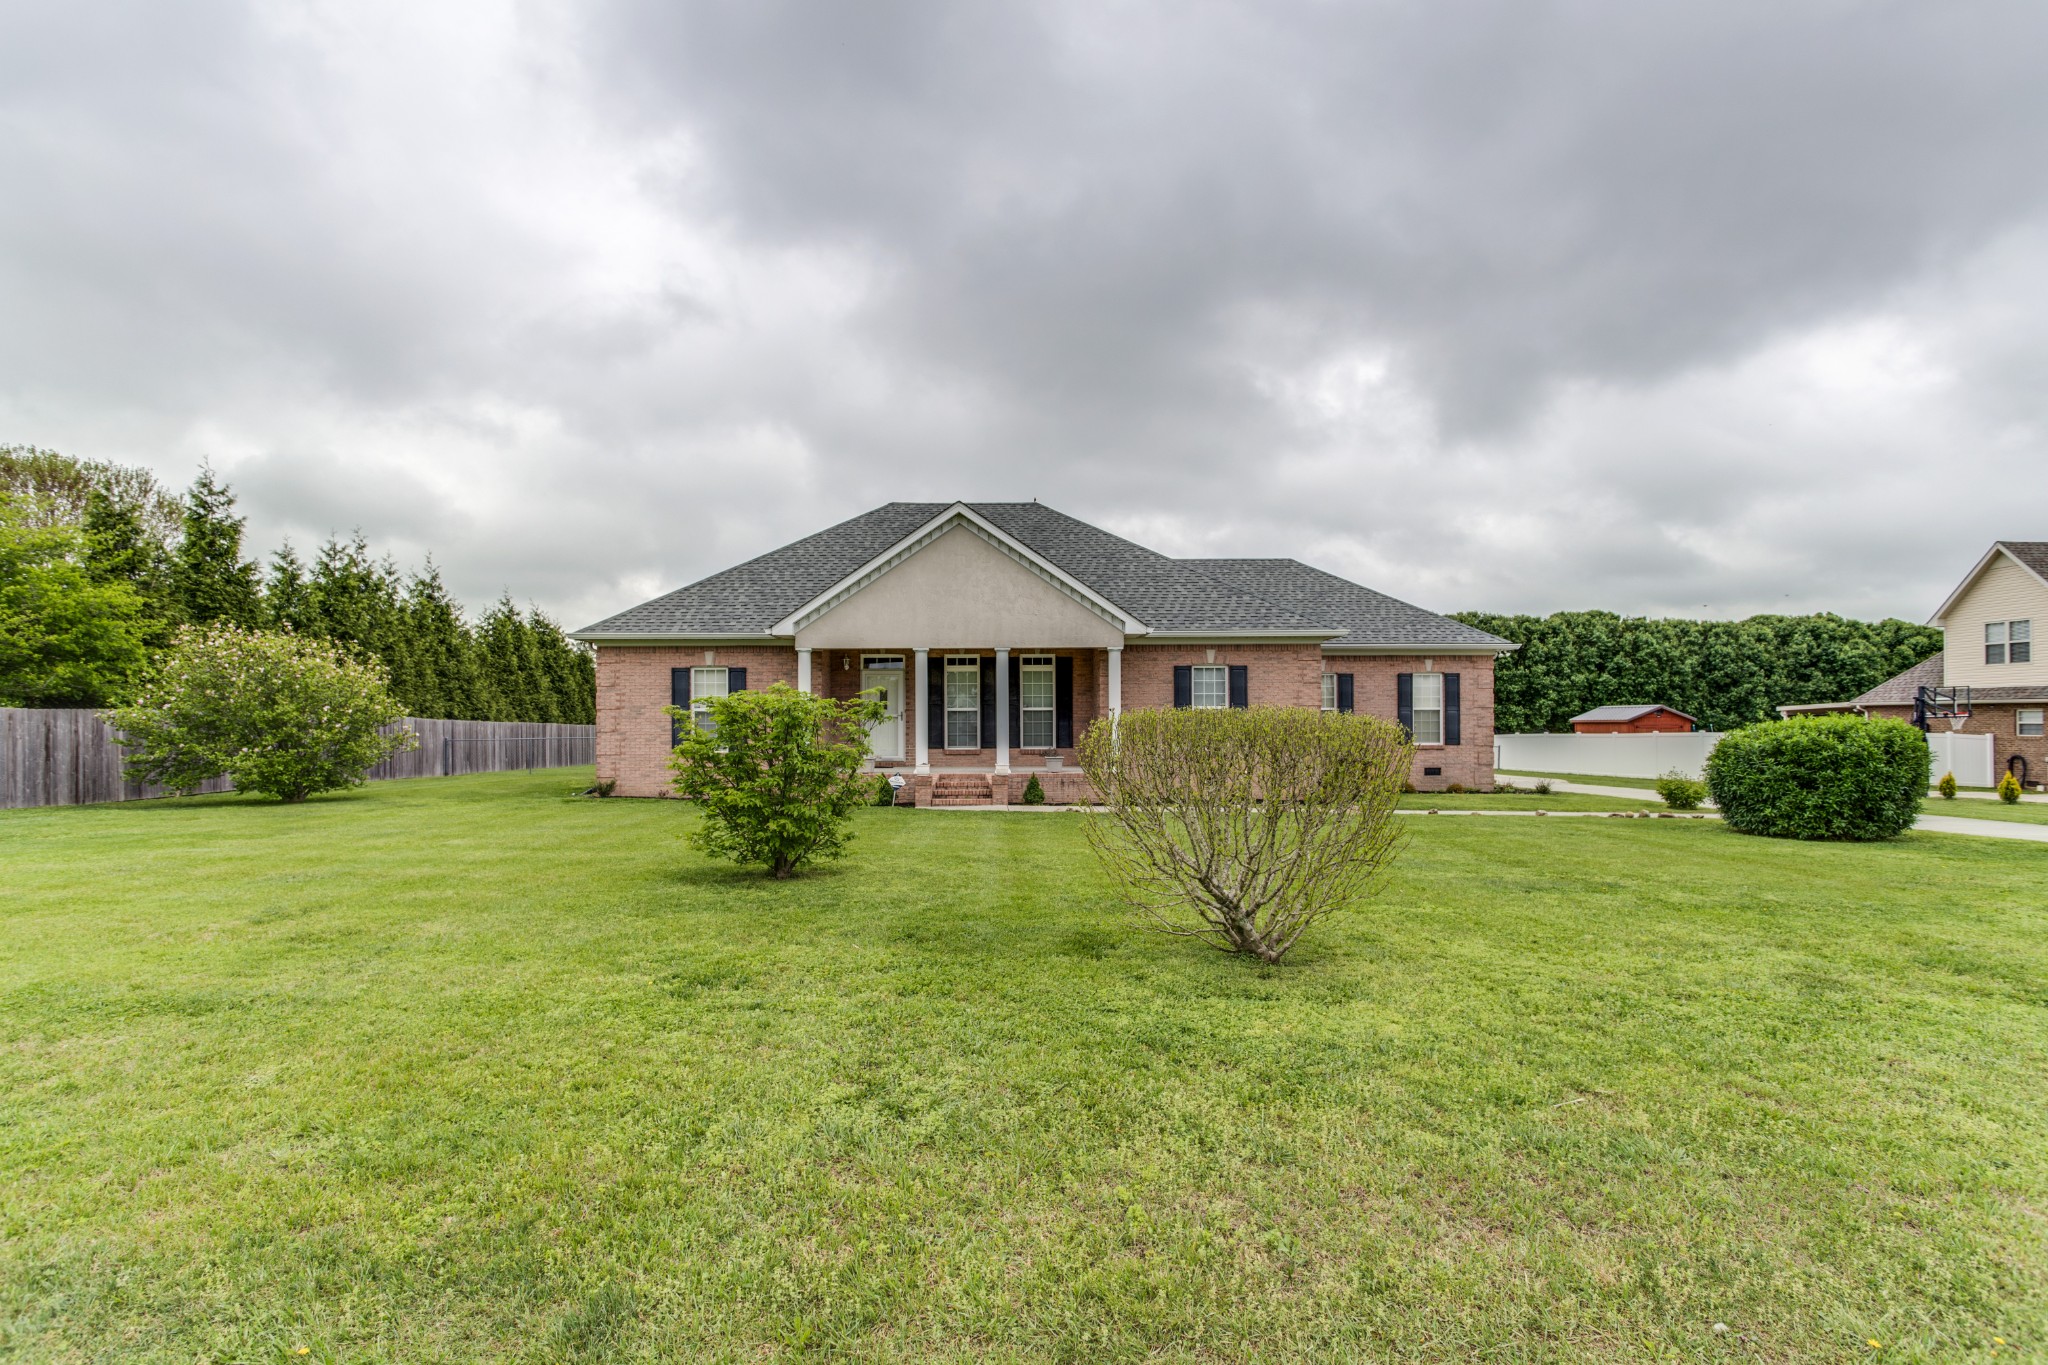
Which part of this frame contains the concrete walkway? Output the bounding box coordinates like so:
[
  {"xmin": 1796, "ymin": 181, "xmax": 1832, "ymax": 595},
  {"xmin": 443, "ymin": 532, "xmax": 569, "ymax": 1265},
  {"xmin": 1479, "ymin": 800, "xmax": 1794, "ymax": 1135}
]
[{"xmin": 1501, "ymin": 776, "xmax": 2048, "ymax": 843}]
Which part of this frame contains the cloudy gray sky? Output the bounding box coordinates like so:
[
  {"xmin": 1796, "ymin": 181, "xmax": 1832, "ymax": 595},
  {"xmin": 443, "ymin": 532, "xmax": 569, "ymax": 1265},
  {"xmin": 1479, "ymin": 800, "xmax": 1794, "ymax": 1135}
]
[{"xmin": 3, "ymin": 0, "xmax": 2045, "ymax": 628}]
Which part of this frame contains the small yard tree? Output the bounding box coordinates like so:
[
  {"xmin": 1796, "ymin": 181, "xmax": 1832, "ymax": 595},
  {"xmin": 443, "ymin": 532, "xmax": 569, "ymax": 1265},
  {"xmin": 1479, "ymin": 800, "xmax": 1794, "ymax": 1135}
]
[
  {"xmin": 668, "ymin": 683, "xmax": 886, "ymax": 878},
  {"xmin": 1077, "ymin": 707, "xmax": 1412, "ymax": 963},
  {"xmin": 106, "ymin": 625, "xmax": 414, "ymax": 802}
]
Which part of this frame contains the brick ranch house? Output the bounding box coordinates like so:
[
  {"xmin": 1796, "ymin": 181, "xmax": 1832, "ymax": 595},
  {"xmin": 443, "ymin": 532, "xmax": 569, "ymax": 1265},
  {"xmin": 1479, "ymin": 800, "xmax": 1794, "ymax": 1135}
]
[
  {"xmin": 571, "ymin": 501, "xmax": 1516, "ymax": 805},
  {"xmin": 1783, "ymin": 540, "xmax": 2048, "ymax": 789}
]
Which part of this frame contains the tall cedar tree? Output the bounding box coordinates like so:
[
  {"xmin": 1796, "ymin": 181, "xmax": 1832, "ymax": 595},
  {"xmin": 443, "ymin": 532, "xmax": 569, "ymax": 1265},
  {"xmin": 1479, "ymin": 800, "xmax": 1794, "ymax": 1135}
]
[
  {"xmin": 83, "ymin": 487, "xmax": 179, "ymax": 648},
  {"xmin": 172, "ymin": 466, "xmax": 263, "ymax": 628},
  {"xmin": 0, "ymin": 494, "xmax": 152, "ymax": 706},
  {"xmin": 398, "ymin": 563, "xmax": 492, "ymax": 720}
]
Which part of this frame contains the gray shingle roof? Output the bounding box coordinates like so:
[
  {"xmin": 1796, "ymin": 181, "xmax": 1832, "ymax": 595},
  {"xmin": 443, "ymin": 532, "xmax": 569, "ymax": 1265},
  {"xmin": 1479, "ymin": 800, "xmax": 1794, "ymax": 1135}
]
[
  {"xmin": 1569, "ymin": 704, "xmax": 1696, "ymax": 724},
  {"xmin": 1853, "ymin": 657, "xmax": 1944, "ymax": 706},
  {"xmin": 575, "ymin": 501, "xmax": 1507, "ymax": 650},
  {"xmin": 1190, "ymin": 558, "xmax": 1515, "ymax": 651},
  {"xmin": 1998, "ymin": 541, "xmax": 2048, "ymax": 581}
]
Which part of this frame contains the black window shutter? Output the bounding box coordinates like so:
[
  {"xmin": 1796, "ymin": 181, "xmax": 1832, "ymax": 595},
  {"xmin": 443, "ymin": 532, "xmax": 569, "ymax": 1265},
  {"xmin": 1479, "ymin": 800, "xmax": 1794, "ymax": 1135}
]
[
  {"xmin": 1336, "ymin": 673, "xmax": 1354, "ymax": 714},
  {"xmin": 670, "ymin": 667, "xmax": 692, "ymax": 745},
  {"xmin": 1008, "ymin": 654, "xmax": 1021, "ymax": 747},
  {"xmin": 1228, "ymin": 665, "xmax": 1249, "ymax": 709},
  {"xmin": 727, "ymin": 667, "xmax": 747, "ymax": 692},
  {"xmin": 928, "ymin": 660, "xmax": 946, "ymax": 750},
  {"xmin": 1396, "ymin": 673, "xmax": 1414, "ymax": 736},
  {"xmin": 1444, "ymin": 673, "xmax": 1461, "ymax": 745},
  {"xmin": 1055, "ymin": 655, "xmax": 1074, "ymax": 747},
  {"xmin": 979, "ymin": 656, "xmax": 996, "ymax": 748},
  {"xmin": 1173, "ymin": 665, "xmax": 1192, "ymax": 708}
]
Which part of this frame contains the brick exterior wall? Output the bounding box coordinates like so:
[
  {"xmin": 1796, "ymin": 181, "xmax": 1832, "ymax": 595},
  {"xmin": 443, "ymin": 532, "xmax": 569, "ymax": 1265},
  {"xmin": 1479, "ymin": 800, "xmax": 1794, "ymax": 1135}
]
[
  {"xmin": 596, "ymin": 645, "xmax": 799, "ymax": 797},
  {"xmin": 1122, "ymin": 645, "xmax": 1496, "ymax": 791},
  {"xmin": 1864, "ymin": 703, "xmax": 2048, "ymax": 790},
  {"xmin": 597, "ymin": 642, "xmax": 1500, "ymax": 797}
]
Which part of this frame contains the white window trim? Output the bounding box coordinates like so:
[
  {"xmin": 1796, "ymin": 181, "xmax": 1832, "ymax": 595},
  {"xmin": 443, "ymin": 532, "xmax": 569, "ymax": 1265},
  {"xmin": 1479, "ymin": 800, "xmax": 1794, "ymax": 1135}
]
[
  {"xmin": 944, "ymin": 655, "xmax": 981, "ymax": 749},
  {"xmin": 1191, "ymin": 664, "xmax": 1228, "ymax": 709},
  {"xmin": 2018, "ymin": 708, "xmax": 2045, "ymax": 738},
  {"xmin": 2011, "ymin": 619, "xmax": 2033, "ymax": 665},
  {"xmin": 1411, "ymin": 671, "xmax": 1444, "ymax": 746},
  {"xmin": 690, "ymin": 666, "xmax": 729, "ymax": 731},
  {"xmin": 1321, "ymin": 673, "xmax": 1338, "ymax": 712},
  {"xmin": 1018, "ymin": 655, "xmax": 1056, "ymax": 750}
]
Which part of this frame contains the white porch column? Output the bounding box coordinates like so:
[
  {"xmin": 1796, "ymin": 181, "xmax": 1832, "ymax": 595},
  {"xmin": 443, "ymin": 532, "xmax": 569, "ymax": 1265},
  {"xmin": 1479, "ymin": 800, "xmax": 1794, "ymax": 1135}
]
[
  {"xmin": 796, "ymin": 647, "xmax": 812, "ymax": 694},
  {"xmin": 1107, "ymin": 646, "xmax": 1123, "ymax": 722},
  {"xmin": 994, "ymin": 647, "xmax": 1011, "ymax": 773},
  {"xmin": 913, "ymin": 648, "xmax": 930, "ymax": 774}
]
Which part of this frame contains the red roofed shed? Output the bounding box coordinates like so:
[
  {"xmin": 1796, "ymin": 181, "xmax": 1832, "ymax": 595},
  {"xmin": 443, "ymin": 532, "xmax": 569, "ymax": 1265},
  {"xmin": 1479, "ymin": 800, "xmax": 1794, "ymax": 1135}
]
[{"xmin": 1569, "ymin": 705, "xmax": 1697, "ymax": 734}]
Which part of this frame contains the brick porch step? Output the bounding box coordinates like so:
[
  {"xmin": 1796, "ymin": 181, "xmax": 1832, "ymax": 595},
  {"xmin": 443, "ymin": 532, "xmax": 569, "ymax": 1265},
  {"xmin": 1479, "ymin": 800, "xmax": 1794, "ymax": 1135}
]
[{"xmin": 930, "ymin": 774, "xmax": 994, "ymax": 807}]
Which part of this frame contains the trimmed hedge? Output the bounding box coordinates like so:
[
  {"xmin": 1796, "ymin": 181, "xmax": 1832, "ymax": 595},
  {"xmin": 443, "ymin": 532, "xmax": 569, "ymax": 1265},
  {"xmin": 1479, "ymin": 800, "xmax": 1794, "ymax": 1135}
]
[{"xmin": 1704, "ymin": 714, "xmax": 1929, "ymax": 841}]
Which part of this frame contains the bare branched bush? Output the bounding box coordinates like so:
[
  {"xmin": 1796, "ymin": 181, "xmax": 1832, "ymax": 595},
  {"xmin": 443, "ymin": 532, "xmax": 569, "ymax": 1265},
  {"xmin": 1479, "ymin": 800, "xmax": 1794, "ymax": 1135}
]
[{"xmin": 1077, "ymin": 707, "xmax": 1413, "ymax": 963}]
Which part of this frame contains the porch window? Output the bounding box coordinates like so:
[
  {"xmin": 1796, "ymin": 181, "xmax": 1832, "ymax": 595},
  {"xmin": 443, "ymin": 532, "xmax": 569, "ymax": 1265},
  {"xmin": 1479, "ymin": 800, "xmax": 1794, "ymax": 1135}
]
[
  {"xmin": 1019, "ymin": 655, "xmax": 1056, "ymax": 748},
  {"xmin": 1321, "ymin": 673, "xmax": 1338, "ymax": 711},
  {"xmin": 944, "ymin": 656, "xmax": 981, "ymax": 748},
  {"xmin": 2021, "ymin": 709, "xmax": 2045, "ymax": 738},
  {"xmin": 1190, "ymin": 664, "xmax": 1228, "ymax": 709},
  {"xmin": 1410, "ymin": 672, "xmax": 1444, "ymax": 744},
  {"xmin": 690, "ymin": 666, "xmax": 729, "ymax": 734}
]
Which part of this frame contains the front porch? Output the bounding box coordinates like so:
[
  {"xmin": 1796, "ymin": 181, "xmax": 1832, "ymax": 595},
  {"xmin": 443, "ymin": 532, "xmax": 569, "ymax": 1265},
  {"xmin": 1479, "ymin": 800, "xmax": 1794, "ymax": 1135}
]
[{"xmin": 799, "ymin": 644, "xmax": 1121, "ymax": 789}]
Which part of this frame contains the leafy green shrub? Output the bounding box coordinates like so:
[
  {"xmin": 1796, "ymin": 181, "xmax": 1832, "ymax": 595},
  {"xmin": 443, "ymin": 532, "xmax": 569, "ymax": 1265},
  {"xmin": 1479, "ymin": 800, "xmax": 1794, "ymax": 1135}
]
[
  {"xmin": 874, "ymin": 774, "xmax": 896, "ymax": 807},
  {"xmin": 1997, "ymin": 771, "xmax": 2023, "ymax": 804},
  {"xmin": 1703, "ymin": 715, "xmax": 1929, "ymax": 841},
  {"xmin": 1532, "ymin": 779, "xmax": 1552, "ymax": 796},
  {"xmin": 1020, "ymin": 773, "xmax": 1046, "ymax": 805},
  {"xmin": 1444, "ymin": 782, "xmax": 1467, "ymax": 794},
  {"xmin": 1654, "ymin": 769, "xmax": 1707, "ymax": 811},
  {"xmin": 587, "ymin": 778, "xmax": 617, "ymax": 798},
  {"xmin": 1078, "ymin": 708, "xmax": 1412, "ymax": 963},
  {"xmin": 669, "ymin": 683, "xmax": 887, "ymax": 878},
  {"xmin": 105, "ymin": 624, "xmax": 414, "ymax": 802},
  {"xmin": 1937, "ymin": 771, "xmax": 1958, "ymax": 800}
]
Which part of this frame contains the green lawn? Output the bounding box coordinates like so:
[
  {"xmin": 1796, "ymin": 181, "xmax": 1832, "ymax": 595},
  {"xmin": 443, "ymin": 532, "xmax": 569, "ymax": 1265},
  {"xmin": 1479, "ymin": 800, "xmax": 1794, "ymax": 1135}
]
[
  {"xmin": 3, "ymin": 771, "xmax": 2044, "ymax": 1363},
  {"xmin": 1398, "ymin": 789, "xmax": 1646, "ymax": 812},
  {"xmin": 1500, "ymin": 770, "xmax": 2048, "ymax": 826}
]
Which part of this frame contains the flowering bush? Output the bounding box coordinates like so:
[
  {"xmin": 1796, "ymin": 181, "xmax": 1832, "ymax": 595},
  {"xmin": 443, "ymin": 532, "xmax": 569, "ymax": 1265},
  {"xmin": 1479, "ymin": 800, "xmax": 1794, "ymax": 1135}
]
[{"xmin": 105, "ymin": 625, "xmax": 414, "ymax": 802}]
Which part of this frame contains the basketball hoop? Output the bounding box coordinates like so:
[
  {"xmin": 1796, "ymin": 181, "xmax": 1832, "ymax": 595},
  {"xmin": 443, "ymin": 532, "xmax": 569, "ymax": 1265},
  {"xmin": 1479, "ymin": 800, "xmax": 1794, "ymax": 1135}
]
[{"xmin": 1947, "ymin": 715, "xmax": 1967, "ymax": 731}]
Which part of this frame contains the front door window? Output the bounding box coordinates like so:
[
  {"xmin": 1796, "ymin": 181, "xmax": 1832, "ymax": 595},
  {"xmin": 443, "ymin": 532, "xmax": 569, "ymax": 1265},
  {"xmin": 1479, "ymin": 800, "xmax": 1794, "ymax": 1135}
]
[{"xmin": 945, "ymin": 656, "xmax": 981, "ymax": 748}]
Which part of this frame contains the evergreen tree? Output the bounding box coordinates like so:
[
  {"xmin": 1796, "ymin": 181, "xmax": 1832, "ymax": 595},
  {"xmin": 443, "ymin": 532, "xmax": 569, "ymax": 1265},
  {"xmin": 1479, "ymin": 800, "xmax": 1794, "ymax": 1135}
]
[
  {"xmin": 475, "ymin": 594, "xmax": 543, "ymax": 722},
  {"xmin": 173, "ymin": 465, "xmax": 263, "ymax": 627},
  {"xmin": 265, "ymin": 541, "xmax": 316, "ymax": 634},
  {"xmin": 397, "ymin": 562, "xmax": 488, "ymax": 719},
  {"xmin": 526, "ymin": 607, "xmax": 596, "ymax": 724}
]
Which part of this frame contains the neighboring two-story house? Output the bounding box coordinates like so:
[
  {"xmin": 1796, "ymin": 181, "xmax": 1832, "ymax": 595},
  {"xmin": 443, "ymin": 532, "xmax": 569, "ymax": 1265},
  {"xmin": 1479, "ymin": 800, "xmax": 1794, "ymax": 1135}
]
[
  {"xmin": 1790, "ymin": 541, "xmax": 2047, "ymax": 788},
  {"xmin": 571, "ymin": 501, "xmax": 1515, "ymax": 804}
]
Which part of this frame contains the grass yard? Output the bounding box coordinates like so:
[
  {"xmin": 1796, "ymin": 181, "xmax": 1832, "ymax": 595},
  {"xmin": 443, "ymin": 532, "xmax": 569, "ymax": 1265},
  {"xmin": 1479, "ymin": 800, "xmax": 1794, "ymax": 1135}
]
[
  {"xmin": 1499, "ymin": 771, "xmax": 2048, "ymax": 826},
  {"xmin": 3, "ymin": 771, "xmax": 2045, "ymax": 1363}
]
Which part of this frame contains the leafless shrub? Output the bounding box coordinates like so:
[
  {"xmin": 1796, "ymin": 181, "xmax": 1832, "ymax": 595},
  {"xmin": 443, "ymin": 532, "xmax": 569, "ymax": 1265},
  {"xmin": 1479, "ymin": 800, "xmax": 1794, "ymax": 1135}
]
[{"xmin": 1077, "ymin": 707, "xmax": 1413, "ymax": 963}]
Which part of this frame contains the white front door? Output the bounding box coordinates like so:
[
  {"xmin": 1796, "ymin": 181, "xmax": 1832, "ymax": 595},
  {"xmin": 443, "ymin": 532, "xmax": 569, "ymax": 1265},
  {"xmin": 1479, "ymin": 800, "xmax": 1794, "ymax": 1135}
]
[{"xmin": 860, "ymin": 664, "xmax": 904, "ymax": 760}]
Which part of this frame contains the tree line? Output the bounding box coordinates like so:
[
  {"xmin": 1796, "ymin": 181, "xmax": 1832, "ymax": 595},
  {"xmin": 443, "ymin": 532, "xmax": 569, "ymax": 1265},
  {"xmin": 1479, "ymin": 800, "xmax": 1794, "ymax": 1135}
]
[
  {"xmin": 1, "ymin": 445, "xmax": 594, "ymax": 721},
  {"xmin": 1450, "ymin": 609, "xmax": 1944, "ymax": 734}
]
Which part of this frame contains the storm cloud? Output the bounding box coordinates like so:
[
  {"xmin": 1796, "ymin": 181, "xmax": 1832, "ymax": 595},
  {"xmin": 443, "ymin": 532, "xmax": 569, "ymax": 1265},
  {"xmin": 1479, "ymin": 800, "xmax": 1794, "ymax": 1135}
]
[{"xmin": 3, "ymin": 0, "xmax": 2044, "ymax": 625}]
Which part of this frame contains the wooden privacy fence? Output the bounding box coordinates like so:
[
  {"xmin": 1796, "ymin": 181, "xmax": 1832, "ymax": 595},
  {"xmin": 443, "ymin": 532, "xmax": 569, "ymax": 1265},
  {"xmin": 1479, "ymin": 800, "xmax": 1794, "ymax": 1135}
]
[{"xmin": 1, "ymin": 709, "xmax": 596, "ymax": 810}]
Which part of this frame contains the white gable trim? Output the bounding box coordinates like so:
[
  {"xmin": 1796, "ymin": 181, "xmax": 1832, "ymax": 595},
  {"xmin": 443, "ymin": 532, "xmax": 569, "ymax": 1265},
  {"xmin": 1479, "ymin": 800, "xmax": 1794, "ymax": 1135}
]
[
  {"xmin": 1929, "ymin": 542, "xmax": 2048, "ymax": 625},
  {"xmin": 770, "ymin": 503, "xmax": 1148, "ymax": 636}
]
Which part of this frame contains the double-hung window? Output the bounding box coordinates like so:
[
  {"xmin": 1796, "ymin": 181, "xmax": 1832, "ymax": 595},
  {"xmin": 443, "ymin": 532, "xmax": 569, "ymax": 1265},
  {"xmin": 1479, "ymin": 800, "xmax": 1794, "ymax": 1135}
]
[
  {"xmin": 2020, "ymin": 709, "xmax": 2045, "ymax": 738},
  {"xmin": 1988, "ymin": 620, "xmax": 2031, "ymax": 665},
  {"xmin": 1190, "ymin": 664, "xmax": 1228, "ymax": 709},
  {"xmin": 1321, "ymin": 673, "xmax": 1338, "ymax": 711},
  {"xmin": 1410, "ymin": 672, "xmax": 1444, "ymax": 744},
  {"xmin": 1019, "ymin": 655, "xmax": 1056, "ymax": 748},
  {"xmin": 690, "ymin": 666, "xmax": 729, "ymax": 734},
  {"xmin": 944, "ymin": 656, "xmax": 981, "ymax": 748}
]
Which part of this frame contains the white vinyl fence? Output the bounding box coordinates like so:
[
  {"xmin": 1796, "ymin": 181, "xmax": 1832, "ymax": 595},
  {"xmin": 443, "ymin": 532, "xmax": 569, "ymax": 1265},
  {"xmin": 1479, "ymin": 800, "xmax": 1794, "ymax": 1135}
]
[
  {"xmin": 1497, "ymin": 729, "xmax": 1994, "ymax": 787},
  {"xmin": 1926, "ymin": 730, "xmax": 1995, "ymax": 788},
  {"xmin": 1494, "ymin": 731, "xmax": 1723, "ymax": 780}
]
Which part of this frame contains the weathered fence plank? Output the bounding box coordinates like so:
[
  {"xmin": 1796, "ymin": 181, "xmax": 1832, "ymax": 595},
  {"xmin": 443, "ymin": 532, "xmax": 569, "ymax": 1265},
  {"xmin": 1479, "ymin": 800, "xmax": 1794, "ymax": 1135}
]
[{"xmin": 0, "ymin": 710, "xmax": 595, "ymax": 810}]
